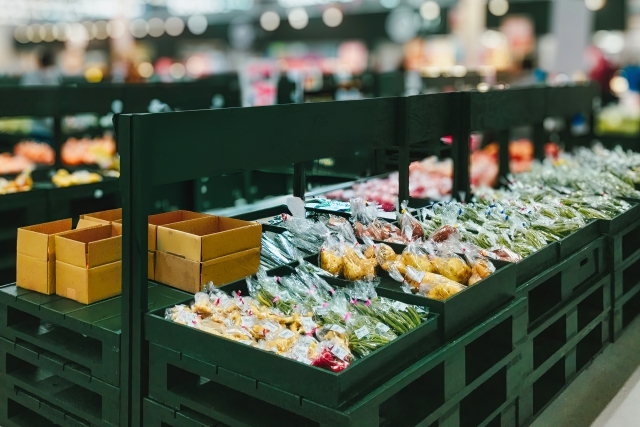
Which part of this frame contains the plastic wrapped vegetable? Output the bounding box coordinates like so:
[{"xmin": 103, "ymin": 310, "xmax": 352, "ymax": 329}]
[
  {"xmin": 468, "ymin": 258, "xmax": 495, "ymax": 285},
  {"xmin": 343, "ymin": 245, "xmax": 377, "ymax": 281},
  {"xmin": 390, "ymin": 265, "xmax": 465, "ymax": 301},
  {"xmin": 320, "ymin": 236, "xmax": 344, "ymax": 276},
  {"xmin": 401, "ymin": 241, "xmax": 435, "ymax": 274},
  {"xmin": 430, "ymin": 254, "xmax": 472, "ymax": 285},
  {"xmin": 399, "ymin": 201, "xmax": 425, "ymax": 241}
]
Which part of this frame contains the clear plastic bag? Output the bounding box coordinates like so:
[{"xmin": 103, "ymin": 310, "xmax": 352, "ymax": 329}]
[{"xmin": 399, "ymin": 200, "xmax": 425, "ymax": 241}]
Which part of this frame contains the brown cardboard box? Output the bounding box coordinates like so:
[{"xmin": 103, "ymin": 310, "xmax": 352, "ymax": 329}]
[
  {"xmin": 156, "ymin": 216, "xmax": 261, "ymax": 263},
  {"xmin": 155, "ymin": 248, "xmax": 260, "ymax": 293},
  {"xmin": 147, "ymin": 210, "xmax": 212, "ymax": 251},
  {"xmin": 148, "ymin": 251, "xmax": 155, "ymax": 281},
  {"xmin": 17, "ymin": 218, "xmax": 75, "ymax": 294},
  {"xmin": 55, "ymin": 224, "xmax": 122, "ymax": 304},
  {"xmin": 81, "ymin": 208, "xmax": 122, "ymax": 225}
]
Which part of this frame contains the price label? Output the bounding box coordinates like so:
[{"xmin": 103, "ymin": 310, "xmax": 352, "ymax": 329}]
[
  {"xmin": 301, "ymin": 317, "xmax": 317, "ymax": 331},
  {"xmin": 238, "ymin": 340, "xmax": 253, "ymax": 346},
  {"xmin": 330, "ymin": 324, "xmax": 346, "ymax": 334},
  {"xmin": 293, "ymin": 346, "xmax": 310, "ymax": 359},
  {"xmin": 263, "ymin": 321, "xmax": 279, "ymax": 332},
  {"xmin": 219, "ymin": 298, "xmax": 233, "ymax": 309},
  {"xmin": 223, "ymin": 318, "xmax": 232, "ymax": 327},
  {"xmin": 354, "ymin": 326, "xmax": 370, "ymax": 339},
  {"xmin": 241, "ymin": 316, "xmax": 254, "ymax": 328},
  {"xmin": 393, "ymin": 301, "xmax": 409, "ymax": 311},
  {"xmin": 279, "ymin": 329, "xmax": 296, "ymax": 339},
  {"xmin": 331, "ymin": 345, "xmax": 350, "ymax": 361},
  {"xmin": 375, "ymin": 322, "xmax": 391, "ymax": 334},
  {"xmin": 314, "ymin": 306, "xmax": 328, "ymax": 316}
]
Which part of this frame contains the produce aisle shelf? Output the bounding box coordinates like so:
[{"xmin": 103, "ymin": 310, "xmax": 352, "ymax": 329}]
[{"xmin": 1, "ymin": 83, "xmax": 640, "ymax": 427}]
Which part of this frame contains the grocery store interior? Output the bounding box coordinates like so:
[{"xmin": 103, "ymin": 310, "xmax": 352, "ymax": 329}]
[{"xmin": 1, "ymin": 0, "xmax": 640, "ymax": 426}]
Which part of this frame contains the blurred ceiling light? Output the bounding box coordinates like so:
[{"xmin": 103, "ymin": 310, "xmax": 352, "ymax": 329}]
[
  {"xmin": 288, "ymin": 8, "xmax": 309, "ymax": 30},
  {"xmin": 385, "ymin": 7, "xmax": 420, "ymax": 43},
  {"xmin": 53, "ymin": 23, "xmax": 68, "ymax": 42},
  {"xmin": 165, "ymin": 17, "xmax": 185, "ymax": 36},
  {"xmin": 95, "ymin": 21, "xmax": 109, "ymax": 40},
  {"xmin": 585, "ymin": 0, "xmax": 606, "ymax": 11},
  {"xmin": 14, "ymin": 26, "xmax": 29, "ymax": 44},
  {"xmin": 84, "ymin": 67, "xmax": 103, "ymax": 83},
  {"xmin": 130, "ymin": 18, "xmax": 149, "ymax": 38},
  {"xmin": 187, "ymin": 14, "xmax": 208, "ymax": 35},
  {"xmin": 422, "ymin": 66, "xmax": 440, "ymax": 78},
  {"xmin": 452, "ymin": 65, "xmax": 467, "ymax": 77},
  {"xmin": 260, "ymin": 11, "xmax": 281, "ymax": 31},
  {"xmin": 148, "ymin": 17, "xmax": 165, "ymax": 37},
  {"xmin": 477, "ymin": 82, "xmax": 490, "ymax": 92},
  {"xmin": 83, "ymin": 21, "xmax": 98, "ymax": 39},
  {"xmin": 29, "ymin": 24, "xmax": 43, "ymax": 43},
  {"xmin": 488, "ymin": 0, "xmax": 509, "ymax": 16},
  {"xmin": 42, "ymin": 23, "xmax": 55, "ymax": 42},
  {"xmin": 480, "ymin": 29, "xmax": 507, "ymax": 49},
  {"xmin": 593, "ymin": 30, "xmax": 625, "ymax": 54},
  {"xmin": 169, "ymin": 62, "xmax": 186, "ymax": 79},
  {"xmin": 322, "ymin": 7, "xmax": 343, "ymax": 27},
  {"xmin": 380, "ymin": 0, "xmax": 401, "ymax": 9},
  {"xmin": 107, "ymin": 20, "xmax": 126, "ymax": 39},
  {"xmin": 186, "ymin": 56, "xmax": 206, "ymax": 77},
  {"xmin": 67, "ymin": 23, "xmax": 89, "ymax": 43},
  {"xmin": 420, "ymin": 1, "xmax": 440, "ymax": 21},
  {"xmin": 138, "ymin": 62, "xmax": 154, "ymax": 78}
]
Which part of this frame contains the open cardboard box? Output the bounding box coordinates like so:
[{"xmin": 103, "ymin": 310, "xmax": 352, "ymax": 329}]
[
  {"xmin": 155, "ymin": 248, "xmax": 260, "ymax": 293},
  {"xmin": 55, "ymin": 223, "xmax": 123, "ymax": 304},
  {"xmin": 156, "ymin": 216, "xmax": 261, "ymax": 262},
  {"xmin": 148, "ymin": 210, "xmax": 212, "ymax": 251},
  {"xmin": 77, "ymin": 208, "xmax": 123, "ymax": 228},
  {"xmin": 16, "ymin": 218, "xmax": 74, "ymax": 295}
]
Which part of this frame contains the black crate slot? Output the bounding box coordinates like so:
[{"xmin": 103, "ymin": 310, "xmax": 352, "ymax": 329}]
[
  {"xmin": 576, "ymin": 326, "xmax": 603, "ymax": 372},
  {"xmin": 622, "ymin": 226, "xmax": 640, "ymax": 260},
  {"xmin": 485, "ymin": 415, "xmax": 501, "ymax": 427},
  {"xmin": 378, "ymin": 363, "xmax": 445, "ymax": 427},
  {"xmin": 2, "ymin": 396, "xmax": 57, "ymax": 427},
  {"xmin": 459, "ymin": 367, "xmax": 507, "ymax": 427},
  {"xmin": 6, "ymin": 306, "xmax": 103, "ymax": 367},
  {"xmin": 165, "ymin": 363, "xmax": 318, "ymax": 427},
  {"xmin": 577, "ymin": 288, "xmax": 604, "ymax": 332},
  {"xmin": 532, "ymin": 359, "xmax": 565, "ymax": 415},
  {"xmin": 622, "ymin": 291, "xmax": 640, "ymax": 330},
  {"xmin": 2, "ymin": 353, "xmax": 110, "ymax": 425},
  {"xmin": 533, "ymin": 316, "xmax": 566, "ymax": 370},
  {"xmin": 622, "ymin": 258, "xmax": 640, "ymax": 295},
  {"xmin": 465, "ymin": 318, "xmax": 512, "ymax": 385},
  {"xmin": 528, "ymin": 273, "xmax": 562, "ymax": 325}
]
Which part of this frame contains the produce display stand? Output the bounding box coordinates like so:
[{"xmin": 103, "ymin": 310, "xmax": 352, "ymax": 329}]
[
  {"xmin": 1, "ymin": 83, "xmax": 639, "ymax": 427},
  {"xmin": 117, "ymin": 94, "xmax": 531, "ymax": 427}
]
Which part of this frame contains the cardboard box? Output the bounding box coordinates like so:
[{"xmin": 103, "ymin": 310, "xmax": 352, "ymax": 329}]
[
  {"xmin": 55, "ymin": 224, "xmax": 122, "ymax": 304},
  {"xmin": 147, "ymin": 210, "xmax": 212, "ymax": 251},
  {"xmin": 16, "ymin": 219, "xmax": 74, "ymax": 295},
  {"xmin": 156, "ymin": 216, "xmax": 261, "ymax": 263},
  {"xmin": 155, "ymin": 248, "xmax": 260, "ymax": 293},
  {"xmin": 16, "ymin": 219, "xmax": 72, "ymax": 295},
  {"xmin": 55, "ymin": 260, "xmax": 122, "ymax": 304},
  {"xmin": 148, "ymin": 251, "xmax": 155, "ymax": 281},
  {"xmin": 81, "ymin": 208, "xmax": 122, "ymax": 225}
]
